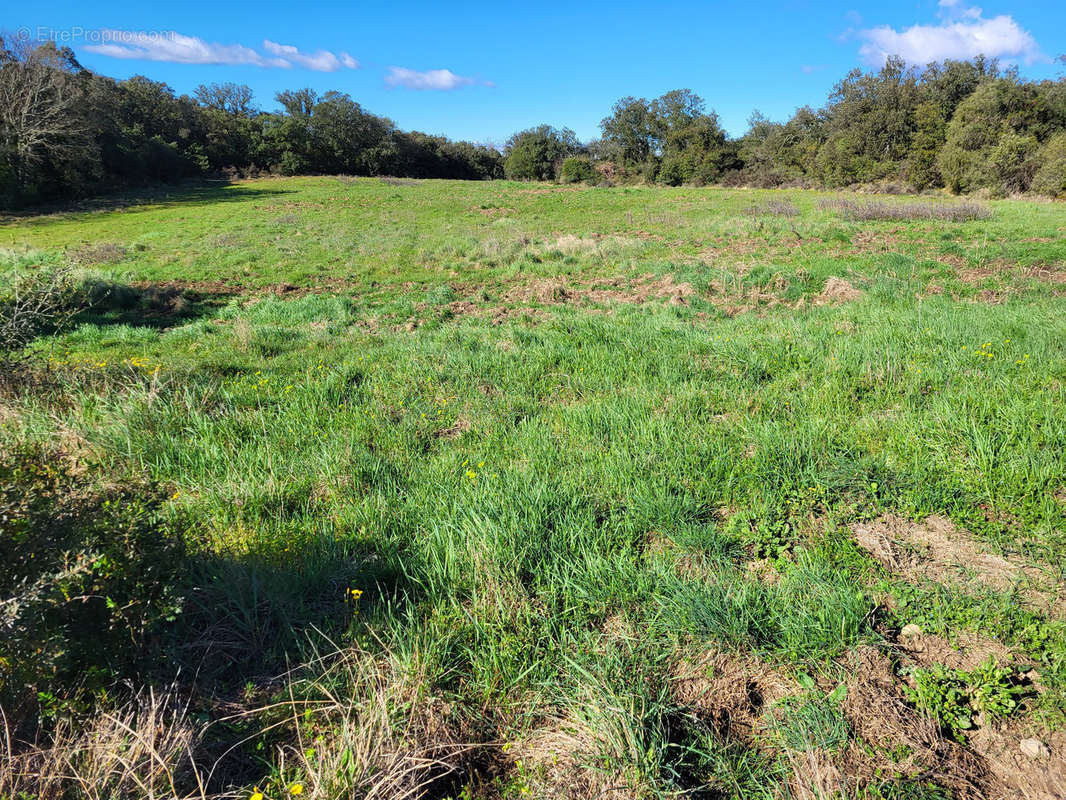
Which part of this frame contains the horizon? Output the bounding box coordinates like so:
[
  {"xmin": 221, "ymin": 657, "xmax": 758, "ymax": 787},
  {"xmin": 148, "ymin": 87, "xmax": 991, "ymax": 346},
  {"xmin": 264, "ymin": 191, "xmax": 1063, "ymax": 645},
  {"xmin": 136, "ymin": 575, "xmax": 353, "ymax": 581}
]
[{"xmin": 9, "ymin": 1, "xmax": 1066, "ymax": 146}]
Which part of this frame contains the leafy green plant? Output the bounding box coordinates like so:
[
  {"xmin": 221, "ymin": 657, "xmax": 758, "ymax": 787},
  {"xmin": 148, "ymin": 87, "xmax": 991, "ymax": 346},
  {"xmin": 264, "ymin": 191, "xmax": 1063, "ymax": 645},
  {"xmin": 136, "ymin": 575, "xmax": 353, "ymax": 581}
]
[
  {"xmin": 969, "ymin": 658, "xmax": 1025, "ymax": 720},
  {"xmin": 905, "ymin": 665, "xmax": 973, "ymax": 739},
  {"xmin": 903, "ymin": 658, "xmax": 1027, "ymax": 740}
]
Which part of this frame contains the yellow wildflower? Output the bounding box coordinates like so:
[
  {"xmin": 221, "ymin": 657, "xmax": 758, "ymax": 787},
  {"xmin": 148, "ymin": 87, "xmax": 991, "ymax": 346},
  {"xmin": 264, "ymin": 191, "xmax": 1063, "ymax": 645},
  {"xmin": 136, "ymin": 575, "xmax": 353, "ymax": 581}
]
[
  {"xmin": 251, "ymin": 789, "xmax": 264, "ymax": 800},
  {"xmin": 289, "ymin": 784, "xmax": 303, "ymax": 795}
]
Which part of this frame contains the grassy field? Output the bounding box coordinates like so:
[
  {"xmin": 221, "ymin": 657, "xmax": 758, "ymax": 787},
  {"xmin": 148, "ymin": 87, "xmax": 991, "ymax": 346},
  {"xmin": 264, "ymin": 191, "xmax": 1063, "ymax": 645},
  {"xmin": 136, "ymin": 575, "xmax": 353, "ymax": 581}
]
[{"xmin": 2, "ymin": 177, "xmax": 1065, "ymax": 799}]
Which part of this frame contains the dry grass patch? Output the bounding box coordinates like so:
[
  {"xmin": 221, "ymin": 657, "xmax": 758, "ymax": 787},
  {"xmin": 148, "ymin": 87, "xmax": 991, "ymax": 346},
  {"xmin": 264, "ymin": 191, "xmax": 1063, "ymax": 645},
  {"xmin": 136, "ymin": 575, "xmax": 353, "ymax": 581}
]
[
  {"xmin": 509, "ymin": 718, "xmax": 643, "ymax": 800},
  {"xmin": 502, "ymin": 273, "xmax": 696, "ymax": 308},
  {"xmin": 814, "ymin": 277, "xmax": 863, "ymax": 305},
  {"xmin": 820, "ymin": 198, "xmax": 992, "ymax": 222},
  {"xmin": 671, "ymin": 650, "xmax": 797, "ymax": 742},
  {"xmin": 68, "ymin": 241, "xmax": 127, "ymax": 265},
  {"xmin": 836, "ymin": 646, "xmax": 991, "ymax": 799},
  {"xmin": 1, "ymin": 689, "xmax": 208, "ymax": 800}
]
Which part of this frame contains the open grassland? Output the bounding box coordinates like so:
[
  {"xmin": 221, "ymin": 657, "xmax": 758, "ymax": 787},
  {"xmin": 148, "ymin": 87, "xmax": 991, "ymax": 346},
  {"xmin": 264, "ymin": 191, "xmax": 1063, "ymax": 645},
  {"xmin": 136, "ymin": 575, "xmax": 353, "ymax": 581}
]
[{"xmin": 1, "ymin": 178, "xmax": 1065, "ymax": 800}]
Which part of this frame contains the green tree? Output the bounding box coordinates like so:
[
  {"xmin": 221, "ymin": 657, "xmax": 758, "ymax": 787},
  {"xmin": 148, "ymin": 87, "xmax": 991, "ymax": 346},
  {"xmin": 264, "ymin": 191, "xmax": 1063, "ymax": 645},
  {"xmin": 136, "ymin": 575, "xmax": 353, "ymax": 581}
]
[
  {"xmin": 194, "ymin": 82, "xmax": 255, "ymax": 115},
  {"xmin": 503, "ymin": 125, "xmax": 579, "ymax": 181},
  {"xmin": 907, "ymin": 102, "xmax": 946, "ymax": 189},
  {"xmin": 600, "ymin": 97, "xmax": 656, "ymax": 166},
  {"xmin": 1031, "ymin": 131, "xmax": 1066, "ymax": 196}
]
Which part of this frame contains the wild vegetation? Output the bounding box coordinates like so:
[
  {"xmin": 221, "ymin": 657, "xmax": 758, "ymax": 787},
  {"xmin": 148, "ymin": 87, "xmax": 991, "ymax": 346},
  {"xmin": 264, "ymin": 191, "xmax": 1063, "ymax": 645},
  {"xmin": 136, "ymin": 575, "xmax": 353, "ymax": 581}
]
[
  {"xmin": 1, "ymin": 176, "xmax": 1064, "ymax": 798},
  {"xmin": 2, "ymin": 36, "xmax": 1065, "ymax": 208}
]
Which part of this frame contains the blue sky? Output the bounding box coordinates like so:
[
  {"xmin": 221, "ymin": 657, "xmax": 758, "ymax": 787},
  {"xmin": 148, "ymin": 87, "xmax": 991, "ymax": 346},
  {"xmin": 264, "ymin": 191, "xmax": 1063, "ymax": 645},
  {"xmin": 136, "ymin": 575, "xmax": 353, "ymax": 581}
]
[{"xmin": 9, "ymin": 1, "xmax": 1065, "ymax": 145}]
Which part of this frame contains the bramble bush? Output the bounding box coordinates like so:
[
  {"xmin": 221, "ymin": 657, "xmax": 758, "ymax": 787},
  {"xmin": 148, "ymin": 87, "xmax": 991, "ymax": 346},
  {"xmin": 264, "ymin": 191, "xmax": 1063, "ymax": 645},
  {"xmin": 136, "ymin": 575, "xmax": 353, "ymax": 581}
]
[{"xmin": 0, "ymin": 266, "xmax": 81, "ymax": 374}]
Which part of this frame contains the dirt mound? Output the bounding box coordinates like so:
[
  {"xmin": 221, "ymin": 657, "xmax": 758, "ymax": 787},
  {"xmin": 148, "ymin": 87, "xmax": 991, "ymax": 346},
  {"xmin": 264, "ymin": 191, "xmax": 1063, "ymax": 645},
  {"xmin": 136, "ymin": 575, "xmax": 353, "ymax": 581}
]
[
  {"xmin": 815, "ymin": 277, "xmax": 863, "ymax": 304},
  {"xmin": 850, "ymin": 514, "xmax": 1062, "ymax": 617},
  {"xmin": 672, "ymin": 650, "xmax": 796, "ymax": 741}
]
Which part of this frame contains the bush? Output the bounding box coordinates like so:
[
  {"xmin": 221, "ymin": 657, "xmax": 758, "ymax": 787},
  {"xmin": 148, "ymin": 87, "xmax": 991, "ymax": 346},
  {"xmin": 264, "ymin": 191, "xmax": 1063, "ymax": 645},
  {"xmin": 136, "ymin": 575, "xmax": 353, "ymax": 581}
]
[
  {"xmin": 988, "ymin": 132, "xmax": 1039, "ymax": 195},
  {"xmin": 559, "ymin": 156, "xmax": 597, "ymax": 184},
  {"xmin": 0, "ymin": 446, "xmax": 186, "ymax": 716},
  {"xmin": 1032, "ymin": 132, "xmax": 1066, "ymax": 197},
  {"xmin": 0, "ymin": 267, "xmax": 81, "ymax": 363}
]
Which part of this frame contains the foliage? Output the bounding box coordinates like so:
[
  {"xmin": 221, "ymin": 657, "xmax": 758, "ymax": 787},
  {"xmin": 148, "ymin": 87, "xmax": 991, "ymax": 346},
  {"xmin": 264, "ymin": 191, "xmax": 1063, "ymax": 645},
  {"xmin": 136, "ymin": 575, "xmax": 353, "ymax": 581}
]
[
  {"xmin": 904, "ymin": 658, "xmax": 1027, "ymax": 740},
  {"xmin": 559, "ymin": 156, "xmax": 598, "ymax": 184},
  {"xmin": 3, "ymin": 37, "xmax": 1065, "ymax": 201},
  {"xmin": 0, "ymin": 40, "xmax": 503, "ymax": 207},
  {"xmin": 502, "ymin": 124, "xmax": 579, "ymax": 181},
  {"xmin": 1031, "ymin": 131, "xmax": 1066, "ymax": 197},
  {"xmin": 0, "ymin": 446, "xmax": 186, "ymax": 713},
  {"xmin": 0, "ymin": 266, "xmax": 80, "ymax": 367}
]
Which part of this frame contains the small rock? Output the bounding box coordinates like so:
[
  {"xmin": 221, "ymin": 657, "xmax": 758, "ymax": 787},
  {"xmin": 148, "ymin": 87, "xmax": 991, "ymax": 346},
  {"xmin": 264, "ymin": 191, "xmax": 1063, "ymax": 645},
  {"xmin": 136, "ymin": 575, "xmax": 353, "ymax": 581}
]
[
  {"xmin": 1020, "ymin": 738, "xmax": 1050, "ymax": 759},
  {"xmin": 900, "ymin": 624, "xmax": 923, "ymax": 639}
]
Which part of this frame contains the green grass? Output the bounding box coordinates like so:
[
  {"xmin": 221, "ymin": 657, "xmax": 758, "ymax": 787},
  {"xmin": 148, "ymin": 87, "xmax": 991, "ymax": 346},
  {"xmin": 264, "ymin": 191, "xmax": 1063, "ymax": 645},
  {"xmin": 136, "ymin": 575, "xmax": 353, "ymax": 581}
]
[{"xmin": 1, "ymin": 177, "xmax": 1064, "ymax": 799}]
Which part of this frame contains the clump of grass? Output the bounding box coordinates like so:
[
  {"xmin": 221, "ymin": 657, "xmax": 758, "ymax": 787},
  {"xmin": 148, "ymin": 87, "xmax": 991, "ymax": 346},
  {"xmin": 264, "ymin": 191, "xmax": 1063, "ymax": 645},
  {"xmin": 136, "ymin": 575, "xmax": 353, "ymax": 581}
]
[
  {"xmin": 1, "ymin": 688, "xmax": 207, "ymax": 800},
  {"xmin": 67, "ymin": 242, "xmax": 127, "ymax": 266},
  {"xmin": 751, "ymin": 198, "xmax": 800, "ymax": 217},
  {"xmin": 819, "ymin": 197, "xmax": 992, "ymax": 222},
  {"xmin": 771, "ymin": 681, "xmax": 850, "ymax": 752}
]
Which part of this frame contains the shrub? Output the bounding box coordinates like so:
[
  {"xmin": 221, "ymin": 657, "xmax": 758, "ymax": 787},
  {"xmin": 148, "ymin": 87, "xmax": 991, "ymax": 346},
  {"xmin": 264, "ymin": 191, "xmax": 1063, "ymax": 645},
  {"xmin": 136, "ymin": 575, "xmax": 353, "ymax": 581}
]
[
  {"xmin": 0, "ymin": 267, "xmax": 81, "ymax": 364},
  {"xmin": 0, "ymin": 446, "xmax": 186, "ymax": 716},
  {"xmin": 559, "ymin": 156, "xmax": 598, "ymax": 184},
  {"xmin": 1032, "ymin": 132, "xmax": 1066, "ymax": 198},
  {"xmin": 750, "ymin": 198, "xmax": 799, "ymax": 217}
]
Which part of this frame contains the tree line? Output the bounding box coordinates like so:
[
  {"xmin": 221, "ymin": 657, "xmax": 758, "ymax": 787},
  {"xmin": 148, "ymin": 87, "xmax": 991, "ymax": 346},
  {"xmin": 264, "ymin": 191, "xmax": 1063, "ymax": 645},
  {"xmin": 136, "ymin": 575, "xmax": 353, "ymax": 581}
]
[
  {"xmin": 2, "ymin": 36, "xmax": 1065, "ymax": 208},
  {"xmin": 514, "ymin": 57, "xmax": 1066, "ymax": 197},
  {"xmin": 0, "ymin": 38, "xmax": 504, "ymax": 207}
]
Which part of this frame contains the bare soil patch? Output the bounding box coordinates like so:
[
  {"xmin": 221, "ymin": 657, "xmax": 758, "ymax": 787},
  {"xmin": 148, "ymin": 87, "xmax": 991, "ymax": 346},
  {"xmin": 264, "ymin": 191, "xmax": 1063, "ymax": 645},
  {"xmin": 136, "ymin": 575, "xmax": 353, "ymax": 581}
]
[
  {"xmin": 502, "ymin": 273, "xmax": 695, "ymax": 307},
  {"xmin": 837, "ymin": 646, "xmax": 991, "ymax": 798},
  {"xmin": 968, "ymin": 725, "xmax": 1066, "ymax": 800},
  {"xmin": 851, "ymin": 514, "xmax": 1062, "ymax": 617},
  {"xmin": 1025, "ymin": 265, "xmax": 1066, "ymax": 284},
  {"xmin": 896, "ymin": 629, "xmax": 1016, "ymax": 672},
  {"xmin": 434, "ymin": 417, "xmax": 471, "ymax": 440},
  {"xmin": 815, "ymin": 277, "xmax": 862, "ymax": 304}
]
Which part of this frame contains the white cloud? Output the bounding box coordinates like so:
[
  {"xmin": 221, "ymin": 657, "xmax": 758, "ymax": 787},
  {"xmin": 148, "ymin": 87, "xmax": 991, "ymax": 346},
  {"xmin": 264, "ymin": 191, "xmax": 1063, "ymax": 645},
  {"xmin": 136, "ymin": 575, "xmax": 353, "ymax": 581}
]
[
  {"xmin": 262, "ymin": 40, "xmax": 357, "ymax": 72},
  {"xmin": 857, "ymin": 3, "xmax": 1044, "ymax": 66},
  {"xmin": 384, "ymin": 66, "xmax": 478, "ymax": 90},
  {"xmin": 83, "ymin": 30, "xmax": 358, "ymax": 72}
]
